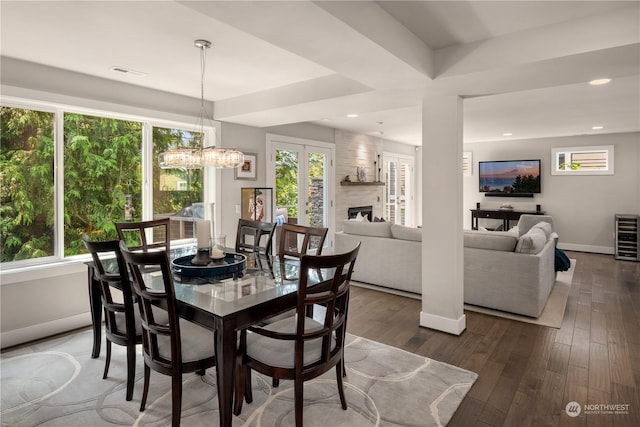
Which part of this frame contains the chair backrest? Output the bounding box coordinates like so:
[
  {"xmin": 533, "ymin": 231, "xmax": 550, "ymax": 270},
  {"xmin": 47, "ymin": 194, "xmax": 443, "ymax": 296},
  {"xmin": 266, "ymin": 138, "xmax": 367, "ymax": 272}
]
[
  {"xmin": 119, "ymin": 242, "xmax": 180, "ymax": 375},
  {"xmin": 235, "ymin": 219, "xmax": 276, "ymax": 255},
  {"xmin": 277, "ymin": 223, "xmax": 328, "ymax": 258},
  {"xmin": 115, "ymin": 218, "xmax": 171, "ymax": 252},
  {"xmin": 82, "ymin": 234, "xmax": 136, "ymax": 342},
  {"xmin": 294, "ymin": 243, "xmax": 360, "ymax": 370}
]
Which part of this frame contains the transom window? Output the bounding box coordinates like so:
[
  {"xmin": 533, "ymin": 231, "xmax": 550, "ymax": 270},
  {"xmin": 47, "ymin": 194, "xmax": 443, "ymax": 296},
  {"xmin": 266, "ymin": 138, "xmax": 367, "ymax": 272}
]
[{"xmin": 551, "ymin": 145, "xmax": 614, "ymax": 175}]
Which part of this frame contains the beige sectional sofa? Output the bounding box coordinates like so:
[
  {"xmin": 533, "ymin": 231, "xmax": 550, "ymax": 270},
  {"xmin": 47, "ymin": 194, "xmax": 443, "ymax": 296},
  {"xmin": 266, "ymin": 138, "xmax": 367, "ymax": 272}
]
[{"xmin": 334, "ymin": 215, "xmax": 558, "ymax": 317}]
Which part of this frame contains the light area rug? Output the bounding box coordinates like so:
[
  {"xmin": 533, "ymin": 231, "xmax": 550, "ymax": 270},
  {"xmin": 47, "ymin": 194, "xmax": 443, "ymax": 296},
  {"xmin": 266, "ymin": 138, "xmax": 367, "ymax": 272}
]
[
  {"xmin": 1, "ymin": 329, "xmax": 477, "ymax": 426},
  {"xmin": 464, "ymin": 259, "xmax": 576, "ymax": 328}
]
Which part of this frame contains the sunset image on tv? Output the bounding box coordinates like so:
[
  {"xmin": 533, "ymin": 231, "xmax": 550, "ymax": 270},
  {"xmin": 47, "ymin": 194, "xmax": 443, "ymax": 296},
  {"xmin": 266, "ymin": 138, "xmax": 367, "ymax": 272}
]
[{"xmin": 479, "ymin": 160, "xmax": 541, "ymax": 193}]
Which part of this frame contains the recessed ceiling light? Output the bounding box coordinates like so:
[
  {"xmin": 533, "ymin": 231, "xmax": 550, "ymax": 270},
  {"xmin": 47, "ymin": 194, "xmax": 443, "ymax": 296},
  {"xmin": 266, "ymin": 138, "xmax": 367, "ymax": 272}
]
[
  {"xmin": 589, "ymin": 78, "xmax": 611, "ymax": 86},
  {"xmin": 346, "ymin": 114, "xmax": 359, "ymax": 118},
  {"xmin": 592, "ymin": 126, "xmax": 604, "ymax": 130},
  {"xmin": 503, "ymin": 132, "xmax": 513, "ymax": 136}
]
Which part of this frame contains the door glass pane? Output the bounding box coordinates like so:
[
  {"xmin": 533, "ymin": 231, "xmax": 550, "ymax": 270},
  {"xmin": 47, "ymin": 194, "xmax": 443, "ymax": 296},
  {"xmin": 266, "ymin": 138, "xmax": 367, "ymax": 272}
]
[
  {"xmin": 275, "ymin": 148, "xmax": 299, "ymax": 222},
  {"xmin": 63, "ymin": 113, "xmax": 142, "ymax": 255},
  {"xmin": 153, "ymin": 126, "xmax": 203, "ymax": 241},
  {"xmin": 307, "ymin": 151, "xmax": 326, "ymax": 227},
  {"xmin": 307, "ymin": 151, "xmax": 327, "ymax": 252},
  {"xmin": 1, "ymin": 106, "xmax": 55, "ymax": 262}
]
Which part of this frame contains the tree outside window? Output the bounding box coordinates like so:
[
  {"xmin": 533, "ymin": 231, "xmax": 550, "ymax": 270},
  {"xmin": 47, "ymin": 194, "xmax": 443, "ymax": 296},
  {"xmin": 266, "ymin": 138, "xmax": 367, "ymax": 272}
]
[{"xmin": 0, "ymin": 107, "xmax": 55, "ymax": 262}]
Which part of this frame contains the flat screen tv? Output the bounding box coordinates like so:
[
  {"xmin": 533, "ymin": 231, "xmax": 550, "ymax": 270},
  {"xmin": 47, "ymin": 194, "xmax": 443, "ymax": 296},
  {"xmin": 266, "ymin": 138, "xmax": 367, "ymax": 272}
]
[{"xmin": 479, "ymin": 159, "xmax": 541, "ymax": 196}]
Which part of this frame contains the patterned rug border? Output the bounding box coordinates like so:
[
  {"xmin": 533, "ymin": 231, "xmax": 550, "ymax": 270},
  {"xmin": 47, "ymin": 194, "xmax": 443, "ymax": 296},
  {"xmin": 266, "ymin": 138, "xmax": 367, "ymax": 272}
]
[{"xmin": 1, "ymin": 329, "xmax": 478, "ymax": 426}]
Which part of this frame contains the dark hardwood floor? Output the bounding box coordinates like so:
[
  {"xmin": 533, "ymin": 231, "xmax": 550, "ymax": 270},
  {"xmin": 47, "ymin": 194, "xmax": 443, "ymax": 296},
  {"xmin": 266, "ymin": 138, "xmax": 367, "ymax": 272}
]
[{"xmin": 346, "ymin": 251, "xmax": 640, "ymax": 427}]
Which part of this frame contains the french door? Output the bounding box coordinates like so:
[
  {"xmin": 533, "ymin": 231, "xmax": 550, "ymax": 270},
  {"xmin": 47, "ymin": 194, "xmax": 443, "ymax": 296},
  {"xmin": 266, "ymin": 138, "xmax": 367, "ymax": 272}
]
[
  {"xmin": 384, "ymin": 153, "xmax": 414, "ymax": 226},
  {"xmin": 266, "ymin": 135, "xmax": 334, "ymax": 253}
]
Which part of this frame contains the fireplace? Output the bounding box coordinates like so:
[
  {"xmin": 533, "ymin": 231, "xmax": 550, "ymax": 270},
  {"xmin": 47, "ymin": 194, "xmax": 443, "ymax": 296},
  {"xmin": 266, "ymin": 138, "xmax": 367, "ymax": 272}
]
[{"xmin": 347, "ymin": 205, "xmax": 373, "ymax": 222}]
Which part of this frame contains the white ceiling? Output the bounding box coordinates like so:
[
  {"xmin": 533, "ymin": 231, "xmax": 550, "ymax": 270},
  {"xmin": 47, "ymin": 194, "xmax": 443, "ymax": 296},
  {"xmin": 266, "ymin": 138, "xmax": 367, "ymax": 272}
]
[{"xmin": 1, "ymin": 0, "xmax": 638, "ymax": 146}]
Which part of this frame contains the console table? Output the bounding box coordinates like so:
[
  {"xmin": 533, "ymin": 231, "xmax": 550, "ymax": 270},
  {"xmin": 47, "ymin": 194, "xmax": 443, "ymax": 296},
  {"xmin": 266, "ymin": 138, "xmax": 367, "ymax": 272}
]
[{"xmin": 471, "ymin": 209, "xmax": 545, "ymax": 231}]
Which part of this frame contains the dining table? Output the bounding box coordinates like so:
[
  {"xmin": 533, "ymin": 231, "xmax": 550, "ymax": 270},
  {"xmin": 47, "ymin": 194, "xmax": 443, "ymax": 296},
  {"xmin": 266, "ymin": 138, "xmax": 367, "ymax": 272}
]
[{"xmin": 85, "ymin": 245, "xmax": 332, "ymax": 427}]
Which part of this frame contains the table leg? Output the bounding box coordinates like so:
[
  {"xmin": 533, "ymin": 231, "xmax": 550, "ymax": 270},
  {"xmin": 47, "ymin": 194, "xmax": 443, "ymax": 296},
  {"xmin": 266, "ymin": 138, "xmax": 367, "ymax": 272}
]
[
  {"xmin": 88, "ymin": 267, "xmax": 102, "ymax": 359},
  {"xmin": 215, "ymin": 321, "xmax": 236, "ymax": 427}
]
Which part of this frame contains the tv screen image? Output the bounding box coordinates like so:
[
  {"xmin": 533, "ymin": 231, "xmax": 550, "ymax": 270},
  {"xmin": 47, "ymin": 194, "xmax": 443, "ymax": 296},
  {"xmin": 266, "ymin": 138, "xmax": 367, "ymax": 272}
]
[{"xmin": 479, "ymin": 160, "xmax": 541, "ymax": 194}]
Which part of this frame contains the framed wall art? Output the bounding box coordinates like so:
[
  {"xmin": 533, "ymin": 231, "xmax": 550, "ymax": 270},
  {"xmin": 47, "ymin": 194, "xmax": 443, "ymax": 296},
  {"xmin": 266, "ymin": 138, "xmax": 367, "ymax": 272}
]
[
  {"xmin": 241, "ymin": 187, "xmax": 273, "ymax": 222},
  {"xmin": 235, "ymin": 153, "xmax": 257, "ymax": 180}
]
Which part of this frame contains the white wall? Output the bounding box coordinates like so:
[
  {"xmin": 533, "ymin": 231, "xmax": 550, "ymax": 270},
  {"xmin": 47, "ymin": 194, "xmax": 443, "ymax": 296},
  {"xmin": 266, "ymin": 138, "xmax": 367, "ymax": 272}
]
[{"xmin": 463, "ymin": 132, "xmax": 640, "ymax": 253}]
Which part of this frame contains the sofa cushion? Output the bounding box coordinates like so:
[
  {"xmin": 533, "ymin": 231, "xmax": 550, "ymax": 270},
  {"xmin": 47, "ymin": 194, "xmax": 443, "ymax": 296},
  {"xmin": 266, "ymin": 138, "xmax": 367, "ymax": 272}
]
[
  {"xmin": 463, "ymin": 230, "xmax": 519, "ymax": 252},
  {"xmin": 531, "ymin": 221, "xmax": 552, "ymax": 239},
  {"xmin": 342, "ymin": 220, "xmax": 392, "ymax": 238},
  {"xmin": 390, "ymin": 224, "xmax": 422, "ymax": 242},
  {"xmin": 515, "ymin": 227, "xmax": 547, "ymax": 254}
]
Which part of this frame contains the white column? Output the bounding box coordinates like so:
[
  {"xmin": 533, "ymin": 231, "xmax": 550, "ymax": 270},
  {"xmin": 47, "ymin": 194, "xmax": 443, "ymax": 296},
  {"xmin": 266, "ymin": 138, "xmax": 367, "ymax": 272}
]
[{"xmin": 420, "ymin": 94, "xmax": 466, "ymax": 335}]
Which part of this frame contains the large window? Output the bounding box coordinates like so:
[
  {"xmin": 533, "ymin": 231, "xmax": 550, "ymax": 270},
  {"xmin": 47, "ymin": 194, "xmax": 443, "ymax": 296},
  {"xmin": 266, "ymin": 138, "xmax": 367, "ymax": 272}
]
[
  {"xmin": 0, "ymin": 106, "xmax": 55, "ymax": 263},
  {"xmin": 63, "ymin": 113, "xmax": 142, "ymax": 255},
  {"xmin": 1, "ymin": 100, "xmax": 212, "ymax": 267},
  {"xmin": 384, "ymin": 153, "xmax": 414, "ymax": 226},
  {"xmin": 153, "ymin": 126, "xmax": 204, "ymax": 241}
]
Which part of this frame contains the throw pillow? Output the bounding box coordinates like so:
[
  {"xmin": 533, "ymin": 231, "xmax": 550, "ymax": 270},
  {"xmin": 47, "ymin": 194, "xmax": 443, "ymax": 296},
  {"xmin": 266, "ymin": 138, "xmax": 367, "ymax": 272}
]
[
  {"xmin": 354, "ymin": 212, "xmax": 369, "ymax": 222},
  {"xmin": 531, "ymin": 221, "xmax": 552, "ymax": 239},
  {"xmin": 515, "ymin": 227, "xmax": 547, "ymax": 254},
  {"xmin": 390, "ymin": 224, "xmax": 422, "ymax": 242}
]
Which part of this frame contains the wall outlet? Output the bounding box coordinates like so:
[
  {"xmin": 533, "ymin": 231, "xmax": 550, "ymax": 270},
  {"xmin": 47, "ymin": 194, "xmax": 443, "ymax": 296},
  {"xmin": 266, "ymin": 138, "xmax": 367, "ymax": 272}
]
[{"xmin": 235, "ymin": 204, "xmax": 241, "ymax": 214}]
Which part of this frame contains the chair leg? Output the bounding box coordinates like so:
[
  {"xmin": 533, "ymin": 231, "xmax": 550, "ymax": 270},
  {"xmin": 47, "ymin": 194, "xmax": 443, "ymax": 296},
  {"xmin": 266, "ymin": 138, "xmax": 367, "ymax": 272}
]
[
  {"xmin": 272, "ymin": 378, "xmax": 280, "ymax": 388},
  {"xmin": 140, "ymin": 364, "xmax": 150, "ymax": 411},
  {"xmin": 103, "ymin": 340, "xmax": 112, "ymax": 379},
  {"xmin": 294, "ymin": 376, "xmax": 304, "ymax": 427},
  {"xmin": 171, "ymin": 374, "xmax": 182, "ymax": 427},
  {"xmin": 336, "ymin": 362, "xmax": 347, "ymax": 410},
  {"xmin": 233, "ymin": 365, "xmax": 245, "ymax": 416},
  {"xmin": 245, "ymin": 367, "xmax": 253, "ymax": 404},
  {"xmin": 125, "ymin": 343, "xmax": 136, "ymax": 401}
]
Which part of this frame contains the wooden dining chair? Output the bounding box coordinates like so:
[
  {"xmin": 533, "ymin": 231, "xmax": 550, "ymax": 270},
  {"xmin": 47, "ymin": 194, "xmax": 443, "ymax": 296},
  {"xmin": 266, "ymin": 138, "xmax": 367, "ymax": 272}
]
[
  {"xmin": 233, "ymin": 243, "xmax": 361, "ymax": 426},
  {"xmin": 119, "ymin": 242, "xmax": 216, "ymax": 427},
  {"xmin": 82, "ymin": 234, "xmax": 142, "ymax": 401},
  {"xmin": 235, "ymin": 218, "xmax": 276, "ymax": 256},
  {"xmin": 115, "ymin": 218, "xmax": 171, "ymax": 252},
  {"xmin": 277, "ymin": 223, "xmax": 328, "ymax": 259},
  {"xmin": 276, "ymin": 223, "xmax": 328, "ymax": 285},
  {"xmin": 235, "ymin": 219, "xmax": 276, "ymax": 274}
]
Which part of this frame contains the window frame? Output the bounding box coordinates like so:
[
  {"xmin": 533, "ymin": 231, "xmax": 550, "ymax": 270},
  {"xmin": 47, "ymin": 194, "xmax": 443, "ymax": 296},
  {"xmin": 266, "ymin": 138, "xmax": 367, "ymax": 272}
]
[
  {"xmin": 551, "ymin": 145, "xmax": 614, "ymax": 176},
  {"xmin": 1, "ymin": 96, "xmax": 219, "ymax": 269}
]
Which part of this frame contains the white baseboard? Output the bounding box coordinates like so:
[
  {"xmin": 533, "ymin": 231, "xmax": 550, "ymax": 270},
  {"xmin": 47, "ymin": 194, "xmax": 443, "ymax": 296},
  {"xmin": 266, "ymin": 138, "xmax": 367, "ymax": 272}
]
[
  {"xmin": 351, "ymin": 281, "xmax": 421, "ymax": 300},
  {"xmin": 1, "ymin": 313, "xmax": 92, "ymax": 349},
  {"xmin": 420, "ymin": 311, "xmax": 466, "ymax": 335},
  {"xmin": 558, "ymin": 243, "xmax": 614, "ymax": 255}
]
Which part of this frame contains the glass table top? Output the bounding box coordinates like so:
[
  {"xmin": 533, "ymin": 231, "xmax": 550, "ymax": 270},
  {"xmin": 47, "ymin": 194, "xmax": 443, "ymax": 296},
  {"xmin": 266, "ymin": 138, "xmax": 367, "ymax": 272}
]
[{"xmin": 88, "ymin": 245, "xmax": 330, "ymax": 318}]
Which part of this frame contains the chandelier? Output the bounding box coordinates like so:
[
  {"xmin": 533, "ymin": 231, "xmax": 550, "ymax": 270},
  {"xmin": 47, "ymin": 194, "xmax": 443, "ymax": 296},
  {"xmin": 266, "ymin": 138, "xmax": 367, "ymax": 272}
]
[{"xmin": 159, "ymin": 39, "xmax": 244, "ymax": 169}]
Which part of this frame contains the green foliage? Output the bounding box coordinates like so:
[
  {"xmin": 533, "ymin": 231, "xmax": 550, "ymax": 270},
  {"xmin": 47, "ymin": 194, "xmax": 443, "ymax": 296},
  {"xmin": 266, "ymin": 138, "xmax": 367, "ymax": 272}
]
[
  {"xmin": 1, "ymin": 108, "xmax": 204, "ymax": 262},
  {"xmin": 63, "ymin": 113, "xmax": 143, "ymax": 254},
  {"xmin": 274, "ymin": 150, "xmax": 325, "ymax": 221},
  {"xmin": 275, "ymin": 149, "xmax": 299, "ymax": 218},
  {"xmin": 152, "ymin": 127, "xmax": 202, "ymax": 216},
  {"xmin": 1, "ymin": 107, "xmax": 55, "ymax": 262}
]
